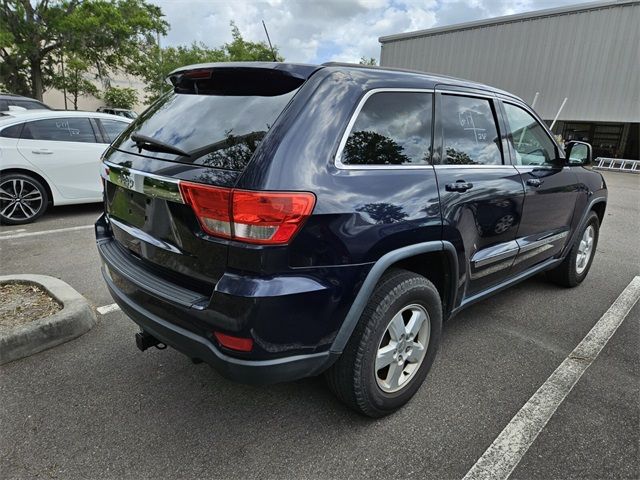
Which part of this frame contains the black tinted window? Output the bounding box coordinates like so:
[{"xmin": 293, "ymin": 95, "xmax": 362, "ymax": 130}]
[
  {"xmin": 341, "ymin": 92, "xmax": 432, "ymax": 166},
  {"xmin": 12, "ymin": 100, "xmax": 48, "ymax": 110},
  {"xmin": 22, "ymin": 118, "xmax": 97, "ymax": 143},
  {"xmin": 441, "ymin": 95, "xmax": 502, "ymax": 165},
  {"xmin": 115, "ymin": 90, "xmax": 297, "ymax": 170},
  {"xmin": 0, "ymin": 123, "xmax": 24, "ymax": 138},
  {"xmin": 100, "ymin": 119, "xmax": 129, "ymax": 143},
  {"xmin": 503, "ymin": 103, "xmax": 557, "ymax": 166}
]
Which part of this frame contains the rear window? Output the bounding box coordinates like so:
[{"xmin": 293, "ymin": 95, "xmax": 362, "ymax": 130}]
[
  {"xmin": 113, "ymin": 90, "xmax": 297, "ymax": 170},
  {"xmin": 12, "ymin": 100, "xmax": 49, "ymax": 110}
]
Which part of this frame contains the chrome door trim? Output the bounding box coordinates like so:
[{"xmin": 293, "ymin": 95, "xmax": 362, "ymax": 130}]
[
  {"xmin": 434, "ymin": 88, "xmax": 496, "ymax": 100},
  {"xmin": 518, "ymin": 230, "xmax": 569, "ymax": 253},
  {"xmin": 102, "ymin": 161, "xmax": 184, "ymax": 204},
  {"xmin": 471, "ymin": 230, "xmax": 569, "ymax": 269},
  {"xmin": 433, "ymin": 164, "xmax": 519, "ymax": 170},
  {"xmin": 473, "ymin": 247, "xmax": 519, "ymax": 268}
]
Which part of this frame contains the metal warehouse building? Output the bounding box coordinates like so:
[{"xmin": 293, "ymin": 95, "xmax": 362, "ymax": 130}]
[{"xmin": 379, "ymin": 0, "xmax": 640, "ymax": 160}]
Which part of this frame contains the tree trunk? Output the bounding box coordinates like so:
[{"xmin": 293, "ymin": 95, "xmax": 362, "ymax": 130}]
[
  {"xmin": 30, "ymin": 58, "xmax": 44, "ymax": 101},
  {"xmin": 73, "ymin": 69, "xmax": 78, "ymax": 110}
]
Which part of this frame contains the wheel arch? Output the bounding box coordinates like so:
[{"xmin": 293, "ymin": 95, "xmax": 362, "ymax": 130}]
[
  {"xmin": 591, "ymin": 200, "xmax": 606, "ymax": 225},
  {"xmin": 330, "ymin": 241, "xmax": 458, "ymax": 354},
  {"xmin": 562, "ymin": 196, "xmax": 607, "ymax": 258},
  {"xmin": 0, "ymin": 167, "xmax": 55, "ymax": 206}
]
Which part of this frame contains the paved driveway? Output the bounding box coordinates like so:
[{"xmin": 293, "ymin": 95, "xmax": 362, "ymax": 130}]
[{"xmin": 1, "ymin": 172, "xmax": 638, "ymax": 479}]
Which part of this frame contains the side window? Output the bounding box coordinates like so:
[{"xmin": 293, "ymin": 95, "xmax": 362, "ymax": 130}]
[
  {"xmin": 341, "ymin": 91, "xmax": 432, "ymax": 166},
  {"xmin": 441, "ymin": 94, "xmax": 503, "ymax": 165},
  {"xmin": 21, "ymin": 118, "xmax": 97, "ymax": 143},
  {"xmin": 0, "ymin": 123, "xmax": 24, "ymax": 138},
  {"xmin": 13, "ymin": 100, "xmax": 46, "ymax": 110},
  {"xmin": 503, "ymin": 103, "xmax": 557, "ymax": 166},
  {"xmin": 99, "ymin": 119, "xmax": 129, "ymax": 143}
]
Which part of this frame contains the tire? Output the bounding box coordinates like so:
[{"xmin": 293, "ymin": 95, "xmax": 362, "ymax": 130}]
[
  {"xmin": 546, "ymin": 211, "xmax": 599, "ymax": 287},
  {"xmin": 0, "ymin": 173, "xmax": 49, "ymax": 225},
  {"xmin": 326, "ymin": 269, "xmax": 442, "ymax": 417}
]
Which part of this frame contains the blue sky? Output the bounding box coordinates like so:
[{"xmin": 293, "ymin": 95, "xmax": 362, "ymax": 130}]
[{"xmin": 153, "ymin": 0, "xmax": 589, "ymax": 63}]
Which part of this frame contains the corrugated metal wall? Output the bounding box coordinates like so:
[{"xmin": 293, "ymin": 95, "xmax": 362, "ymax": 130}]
[{"xmin": 380, "ymin": 2, "xmax": 640, "ymax": 122}]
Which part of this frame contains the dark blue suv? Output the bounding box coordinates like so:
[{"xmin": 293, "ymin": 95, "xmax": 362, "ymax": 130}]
[{"xmin": 96, "ymin": 62, "xmax": 607, "ymax": 417}]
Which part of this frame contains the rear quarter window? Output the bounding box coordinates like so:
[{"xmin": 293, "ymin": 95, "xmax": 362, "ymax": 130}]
[
  {"xmin": 340, "ymin": 91, "xmax": 433, "ymax": 166},
  {"xmin": 0, "ymin": 123, "xmax": 24, "ymax": 138}
]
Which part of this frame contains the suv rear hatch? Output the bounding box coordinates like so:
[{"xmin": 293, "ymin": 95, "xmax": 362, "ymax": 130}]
[{"xmin": 101, "ymin": 63, "xmax": 320, "ymax": 295}]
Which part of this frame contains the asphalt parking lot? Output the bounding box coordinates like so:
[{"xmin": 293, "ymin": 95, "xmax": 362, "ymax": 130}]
[{"xmin": 1, "ymin": 171, "xmax": 638, "ymax": 480}]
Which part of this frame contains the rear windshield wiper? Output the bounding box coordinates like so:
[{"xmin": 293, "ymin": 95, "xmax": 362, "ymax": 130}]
[{"xmin": 130, "ymin": 132, "xmax": 191, "ymax": 157}]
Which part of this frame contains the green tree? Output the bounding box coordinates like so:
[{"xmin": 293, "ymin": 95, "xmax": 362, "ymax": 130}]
[
  {"xmin": 133, "ymin": 22, "xmax": 284, "ymax": 103},
  {"xmin": 224, "ymin": 21, "xmax": 282, "ymax": 62},
  {"xmin": 445, "ymin": 148, "xmax": 475, "ymax": 165},
  {"xmin": 103, "ymin": 86, "xmax": 138, "ymax": 109},
  {"xmin": 359, "ymin": 56, "xmax": 377, "ymax": 66},
  {"xmin": 343, "ymin": 130, "xmax": 410, "ymax": 165},
  {"xmin": 51, "ymin": 55, "xmax": 99, "ymax": 110},
  {"xmin": 132, "ymin": 42, "xmax": 226, "ymax": 103},
  {"xmin": 0, "ymin": 0, "xmax": 167, "ymax": 100}
]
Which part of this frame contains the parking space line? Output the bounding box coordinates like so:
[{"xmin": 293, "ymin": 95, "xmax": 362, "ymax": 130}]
[
  {"xmin": 0, "ymin": 225, "xmax": 93, "ymax": 240},
  {"xmin": 97, "ymin": 303, "xmax": 120, "ymax": 315},
  {"xmin": 0, "ymin": 228, "xmax": 26, "ymax": 234},
  {"xmin": 462, "ymin": 276, "xmax": 640, "ymax": 480}
]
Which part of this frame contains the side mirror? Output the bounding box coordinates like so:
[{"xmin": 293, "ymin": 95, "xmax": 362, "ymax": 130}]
[{"xmin": 565, "ymin": 141, "xmax": 592, "ymax": 166}]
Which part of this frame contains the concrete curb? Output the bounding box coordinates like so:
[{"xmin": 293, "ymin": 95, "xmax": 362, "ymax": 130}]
[{"xmin": 0, "ymin": 274, "xmax": 97, "ymax": 365}]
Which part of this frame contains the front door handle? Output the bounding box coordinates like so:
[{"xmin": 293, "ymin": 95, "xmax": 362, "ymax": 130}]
[
  {"xmin": 445, "ymin": 181, "xmax": 474, "ymax": 192},
  {"xmin": 32, "ymin": 149, "xmax": 53, "ymax": 155},
  {"xmin": 526, "ymin": 178, "xmax": 543, "ymax": 187}
]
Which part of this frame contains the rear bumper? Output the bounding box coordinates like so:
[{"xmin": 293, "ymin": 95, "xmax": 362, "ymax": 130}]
[
  {"xmin": 101, "ymin": 266, "xmax": 338, "ymax": 384},
  {"xmin": 95, "ymin": 213, "xmax": 363, "ymax": 383}
]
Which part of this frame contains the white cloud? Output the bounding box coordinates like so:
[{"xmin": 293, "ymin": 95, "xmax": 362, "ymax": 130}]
[{"xmin": 152, "ymin": 0, "xmax": 590, "ymax": 64}]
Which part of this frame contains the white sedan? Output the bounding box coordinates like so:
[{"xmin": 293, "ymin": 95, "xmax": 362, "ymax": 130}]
[{"xmin": 0, "ymin": 110, "xmax": 132, "ymax": 224}]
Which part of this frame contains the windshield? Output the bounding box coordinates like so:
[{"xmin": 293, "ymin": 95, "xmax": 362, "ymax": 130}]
[{"xmin": 113, "ymin": 90, "xmax": 297, "ymax": 170}]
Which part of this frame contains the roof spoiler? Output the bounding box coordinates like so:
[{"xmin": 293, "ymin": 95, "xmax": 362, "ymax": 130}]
[{"xmin": 166, "ymin": 62, "xmax": 322, "ymax": 96}]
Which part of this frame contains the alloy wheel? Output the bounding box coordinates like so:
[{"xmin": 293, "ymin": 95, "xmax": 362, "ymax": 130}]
[
  {"xmin": 375, "ymin": 304, "xmax": 430, "ymax": 393},
  {"xmin": 0, "ymin": 178, "xmax": 44, "ymax": 222},
  {"xmin": 576, "ymin": 224, "xmax": 595, "ymax": 275}
]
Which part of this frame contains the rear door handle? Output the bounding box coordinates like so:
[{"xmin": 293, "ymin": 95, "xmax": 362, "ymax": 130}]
[
  {"xmin": 445, "ymin": 181, "xmax": 474, "ymax": 192},
  {"xmin": 526, "ymin": 178, "xmax": 543, "ymax": 187},
  {"xmin": 32, "ymin": 149, "xmax": 53, "ymax": 155}
]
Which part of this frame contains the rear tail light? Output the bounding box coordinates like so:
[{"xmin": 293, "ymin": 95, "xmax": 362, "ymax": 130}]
[
  {"xmin": 179, "ymin": 182, "xmax": 315, "ymax": 245},
  {"xmin": 179, "ymin": 182, "xmax": 232, "ymax": 238}
]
